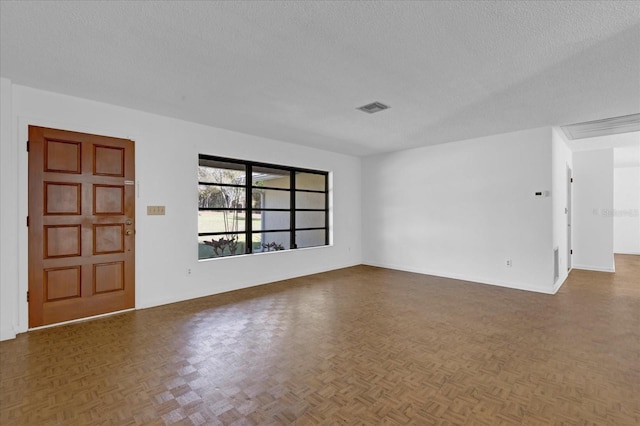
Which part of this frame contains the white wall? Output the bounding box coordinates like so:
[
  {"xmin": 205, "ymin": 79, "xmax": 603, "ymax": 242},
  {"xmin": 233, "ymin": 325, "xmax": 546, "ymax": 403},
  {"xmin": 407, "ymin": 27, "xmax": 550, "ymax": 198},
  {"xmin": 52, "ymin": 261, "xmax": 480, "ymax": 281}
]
[
  {"xmin": 0, "ymin": 82, "xmax": 362, "ymax": 340},
  {"xmin": 572, "ymin": 149, "xmax": 614, "ymax": 271},
  {"xmin": 362, "ymin": 127, "xmax": 555, "ymax": 293},
  {"xmin": 1, "ymin": 77, "xmax": 19, "ymax": 341},
  {"xmin": 613, "ymin": 165, "xmax": 640, "ymax": 254},
  {"xmin": 551, "ymin": 127, "xmax": 573, "ymax": 289}
]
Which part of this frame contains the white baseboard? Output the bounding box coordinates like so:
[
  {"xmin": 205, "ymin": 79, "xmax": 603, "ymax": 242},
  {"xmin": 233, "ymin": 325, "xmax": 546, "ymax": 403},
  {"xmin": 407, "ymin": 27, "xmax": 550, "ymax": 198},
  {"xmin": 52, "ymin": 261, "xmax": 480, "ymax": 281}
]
[
  {"xmin": 363, "ymin": 261, "xmax": 555, "ymax": 294},
  {"xmin": 139, "ymin": 261, "xmax": 362, "ymax": 310},
  {"xmin": 572, "ymin": 265, "xmax": 615, "ymax": 273},
  {"xmin": 613, "ymin": 251, "xmax": 640, "ymax": 255}
]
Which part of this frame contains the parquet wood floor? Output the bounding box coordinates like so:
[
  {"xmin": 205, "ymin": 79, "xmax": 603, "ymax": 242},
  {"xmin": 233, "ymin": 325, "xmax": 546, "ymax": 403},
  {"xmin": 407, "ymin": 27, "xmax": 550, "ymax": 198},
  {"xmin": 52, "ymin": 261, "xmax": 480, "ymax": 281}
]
[{"xmin": 1, "ymin": 255, "xmax": 639, "ymax": 425}]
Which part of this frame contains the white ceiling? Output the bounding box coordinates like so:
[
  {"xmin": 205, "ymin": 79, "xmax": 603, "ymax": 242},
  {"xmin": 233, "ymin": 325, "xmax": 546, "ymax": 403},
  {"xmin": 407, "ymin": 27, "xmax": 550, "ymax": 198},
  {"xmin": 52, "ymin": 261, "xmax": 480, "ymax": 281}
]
[{"xmin": 1, "ymin": 1, "xmax": 639, "ymax": 156}]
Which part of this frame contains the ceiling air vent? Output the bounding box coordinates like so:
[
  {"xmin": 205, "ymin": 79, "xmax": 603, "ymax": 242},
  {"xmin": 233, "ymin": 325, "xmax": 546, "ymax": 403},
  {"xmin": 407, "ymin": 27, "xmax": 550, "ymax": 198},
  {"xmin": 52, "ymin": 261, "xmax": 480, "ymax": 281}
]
[
  {"xmin": 357, "ymin": 101, "xmax": 390, "ymax": 114},
  {"xmin": 561, "ymin": 113, "xmax": 640, "ymax": 140}
]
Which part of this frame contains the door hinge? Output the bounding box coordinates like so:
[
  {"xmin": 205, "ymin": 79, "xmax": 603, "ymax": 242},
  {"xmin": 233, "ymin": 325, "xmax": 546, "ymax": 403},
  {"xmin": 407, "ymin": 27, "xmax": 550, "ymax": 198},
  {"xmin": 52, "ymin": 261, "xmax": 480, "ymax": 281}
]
[
  {"xmin": 26, "ymin": 141, "xmax": 30, "ymax": 152},
  {"xmin": 27, "ymin": 291, "xmax": 30, "ymax": 303},
  {"xmin": 26, "ymin": 216, "xmax": 29, "ymax": 227}
]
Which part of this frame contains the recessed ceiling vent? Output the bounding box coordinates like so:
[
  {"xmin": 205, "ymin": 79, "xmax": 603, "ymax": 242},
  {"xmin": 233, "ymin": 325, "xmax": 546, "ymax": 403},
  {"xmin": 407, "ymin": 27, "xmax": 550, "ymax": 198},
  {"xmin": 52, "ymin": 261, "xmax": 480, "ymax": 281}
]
[
  {"xmin": 561, "ymin": 113, "xmax": 640, "ymax": 140},
  {"xmin": 357, "ymin": 101, "xmax": 390, "ymax": 114}
]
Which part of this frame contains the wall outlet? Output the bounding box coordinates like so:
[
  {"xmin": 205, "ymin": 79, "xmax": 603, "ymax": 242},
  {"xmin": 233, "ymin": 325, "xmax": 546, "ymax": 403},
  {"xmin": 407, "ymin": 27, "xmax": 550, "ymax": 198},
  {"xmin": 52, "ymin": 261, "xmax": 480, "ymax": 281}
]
[
  {"xmin": 147, "ymin": 205, "xmax": 166, "ymax": 215},
  {"xmin": 506, "ymin": 259, "xmax": 512, "ymax": 267}
]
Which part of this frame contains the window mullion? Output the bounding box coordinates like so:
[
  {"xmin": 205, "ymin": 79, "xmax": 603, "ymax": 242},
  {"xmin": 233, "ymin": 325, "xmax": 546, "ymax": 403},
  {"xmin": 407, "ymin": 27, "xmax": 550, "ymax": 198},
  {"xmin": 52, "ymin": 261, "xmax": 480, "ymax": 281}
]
[
  {"xmin": 246, "ymin": 164, "xmax": 252, "ymax": 254},
  {"xmin": 325, "ymin": 173, "xmax": 329, "ymax": 245},
  {"xmin": 290, "ymin": 171, "xmax": 296, "ymax": 249}
]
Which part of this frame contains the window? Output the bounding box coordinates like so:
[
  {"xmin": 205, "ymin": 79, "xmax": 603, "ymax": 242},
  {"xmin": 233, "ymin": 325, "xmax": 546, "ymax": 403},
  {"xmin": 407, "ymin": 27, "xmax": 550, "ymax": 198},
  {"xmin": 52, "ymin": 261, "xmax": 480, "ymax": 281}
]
[{"xmin": 198, "ymin": 155, "xmax": 329, "ymax": 260}]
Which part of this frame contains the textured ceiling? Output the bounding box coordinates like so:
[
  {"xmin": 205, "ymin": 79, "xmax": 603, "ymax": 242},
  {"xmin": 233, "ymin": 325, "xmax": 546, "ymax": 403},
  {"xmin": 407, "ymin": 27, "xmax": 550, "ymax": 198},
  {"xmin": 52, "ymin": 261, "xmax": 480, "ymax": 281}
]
[{"xmin": 1, "ymin": 1, "xmax": 639, "ymax": 156}]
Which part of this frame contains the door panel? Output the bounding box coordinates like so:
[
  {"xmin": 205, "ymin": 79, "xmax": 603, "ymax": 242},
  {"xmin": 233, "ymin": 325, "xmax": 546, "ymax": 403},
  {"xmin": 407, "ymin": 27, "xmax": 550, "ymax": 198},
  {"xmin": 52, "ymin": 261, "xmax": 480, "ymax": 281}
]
[
  {"xmin": 94, "ymin": 185, "xmax": 124, "ymax": 214},
  {"xmin": 28, "ymin": 126, "xmax": 135, "ymax": 327}
]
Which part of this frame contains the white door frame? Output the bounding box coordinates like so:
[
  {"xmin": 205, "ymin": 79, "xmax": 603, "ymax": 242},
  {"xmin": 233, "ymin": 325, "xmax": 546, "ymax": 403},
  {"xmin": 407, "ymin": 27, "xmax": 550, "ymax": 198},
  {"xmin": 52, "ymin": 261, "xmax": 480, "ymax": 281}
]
[{"xmin": 567, "ymin": 165, "xmax": 572, "ymax": 271}]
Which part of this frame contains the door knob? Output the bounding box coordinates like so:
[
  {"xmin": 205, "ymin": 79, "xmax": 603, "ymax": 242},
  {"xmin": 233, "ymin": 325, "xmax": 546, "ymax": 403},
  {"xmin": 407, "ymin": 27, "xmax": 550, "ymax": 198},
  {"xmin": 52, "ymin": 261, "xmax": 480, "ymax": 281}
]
[
  {"xmin": 125, "ymin": 219, "xmax": 132, "ymax": 225},
  {"xmin": 126, "ymin": 229, "xmax": 133, "ymax": 235}
]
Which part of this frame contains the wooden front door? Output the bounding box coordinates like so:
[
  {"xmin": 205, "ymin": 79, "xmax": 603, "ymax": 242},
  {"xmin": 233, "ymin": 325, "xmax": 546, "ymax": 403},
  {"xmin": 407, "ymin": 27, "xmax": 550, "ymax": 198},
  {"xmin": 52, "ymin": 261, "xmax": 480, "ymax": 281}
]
[{"xmin": 28, "ymin": 126, "xmax": 135, "ymax": 327}]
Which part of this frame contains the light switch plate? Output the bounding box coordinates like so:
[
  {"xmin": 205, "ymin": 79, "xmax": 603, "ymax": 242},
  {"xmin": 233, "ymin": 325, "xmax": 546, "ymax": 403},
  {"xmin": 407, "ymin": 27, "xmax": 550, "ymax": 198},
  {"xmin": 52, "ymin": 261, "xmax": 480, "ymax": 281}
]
[{"xmin": 147, "ymin": 205, "xmax": 166, "ymax": 215}]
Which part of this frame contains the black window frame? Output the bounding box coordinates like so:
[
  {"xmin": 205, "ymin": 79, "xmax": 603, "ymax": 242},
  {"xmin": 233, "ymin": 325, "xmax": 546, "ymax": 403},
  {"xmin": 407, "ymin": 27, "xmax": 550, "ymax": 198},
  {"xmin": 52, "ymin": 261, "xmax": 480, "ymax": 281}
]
[{"xmin": 198, "ymin": 154, "xmax": 329, "ymax": 259}]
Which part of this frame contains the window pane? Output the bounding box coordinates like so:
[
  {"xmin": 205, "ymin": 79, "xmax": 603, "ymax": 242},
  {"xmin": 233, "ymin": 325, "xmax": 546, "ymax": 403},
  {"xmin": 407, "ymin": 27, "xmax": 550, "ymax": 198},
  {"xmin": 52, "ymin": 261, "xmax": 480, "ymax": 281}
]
[
  {"xmin": 254, "ymin": 231, "xmax": 291, "ymax": 253},
  {"xmin": 296, "ymin": 229, "xmax": 326, "ymax": 249},
  {"xmin": 255, "ymin": 210, "xmax": 290, "ymax": 231},
  {"xmin": 296, "ymin": 191, "xmax": 325, "ymax": 209},
  {"xmin": 199, "ymin": 155, "xmax": 329, "ymax": 258},
  {"xmin": 199, "ymin": 185, "xmax": 246, "ymax": 209},
  {"xmin": 295, "ymin": 172, "xmax": 325, "ymax": 191},
  {"xmin": 252, "ymin": 167, "xmax": 290, "ymax": 189},
  {"xmin": 199, "ymin": 233, "xmax": 247, "ymax": 259},
  {"xmin": 252, "ymin": 188, "xmax": 290, "ymax": 209},
  {"xmin": 296, "ymin": 211, "xmax": 325, "ymax": 229},
  {"xmin": 198, "ymin": 159, "xmax": 245, "ymax": 185},
  {"xmin": 248, "ymin": 212, "xmax": 262, "ymax": 232},
  {"xmin": 198, "ymin": 210, "xmax": 246, "ymax": 234}
]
